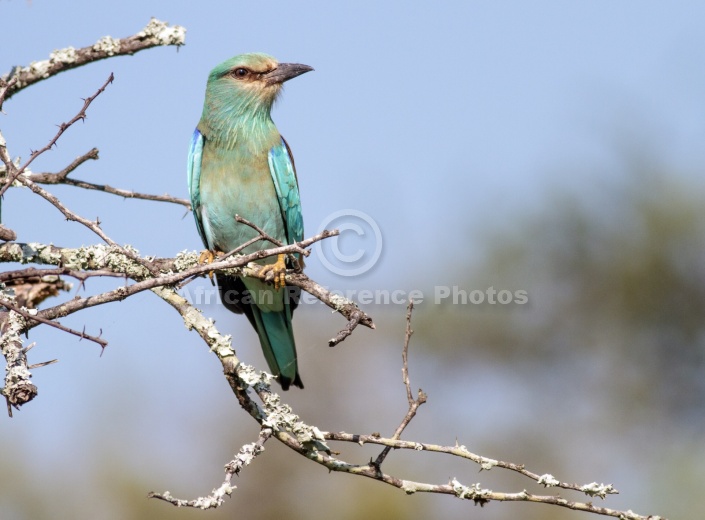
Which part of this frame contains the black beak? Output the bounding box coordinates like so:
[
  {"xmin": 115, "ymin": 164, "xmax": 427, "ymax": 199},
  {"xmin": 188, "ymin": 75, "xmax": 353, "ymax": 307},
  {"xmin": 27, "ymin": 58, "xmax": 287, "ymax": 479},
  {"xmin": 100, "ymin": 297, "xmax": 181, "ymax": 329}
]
[{"xmin": 264, "ymin": 63, "xmax": 314, "ymax": 86}]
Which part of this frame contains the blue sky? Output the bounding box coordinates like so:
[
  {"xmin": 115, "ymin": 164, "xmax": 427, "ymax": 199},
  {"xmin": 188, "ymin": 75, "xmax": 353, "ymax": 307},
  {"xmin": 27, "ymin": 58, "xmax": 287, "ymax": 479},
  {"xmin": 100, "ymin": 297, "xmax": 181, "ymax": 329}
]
[
  {"xmin": 2, "ymin": 2, "xmax": 705, "ymax": 519},
  {"xmin": 4, "ymin": 1, "xmax": 704, "ymax": 290}
]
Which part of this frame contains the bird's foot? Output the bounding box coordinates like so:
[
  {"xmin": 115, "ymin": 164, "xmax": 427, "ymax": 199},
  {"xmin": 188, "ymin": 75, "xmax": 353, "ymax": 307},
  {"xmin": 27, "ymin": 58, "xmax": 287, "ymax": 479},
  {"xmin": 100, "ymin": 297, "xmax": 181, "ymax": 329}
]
[
  {"xmin": 198, "ymin": 249, "xmax": 224, "ymax": 282},
  {"xmin": 258, "ymin": 254, "xmax": 287, "ymax": 290}
]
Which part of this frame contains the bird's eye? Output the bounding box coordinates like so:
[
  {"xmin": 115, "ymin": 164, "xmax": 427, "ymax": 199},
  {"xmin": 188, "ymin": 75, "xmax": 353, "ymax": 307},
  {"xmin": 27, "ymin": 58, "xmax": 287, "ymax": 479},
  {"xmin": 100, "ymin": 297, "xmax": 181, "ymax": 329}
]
[{"xmin": 232, "ymin": 68, "xmax": 249, "ymax": 78}]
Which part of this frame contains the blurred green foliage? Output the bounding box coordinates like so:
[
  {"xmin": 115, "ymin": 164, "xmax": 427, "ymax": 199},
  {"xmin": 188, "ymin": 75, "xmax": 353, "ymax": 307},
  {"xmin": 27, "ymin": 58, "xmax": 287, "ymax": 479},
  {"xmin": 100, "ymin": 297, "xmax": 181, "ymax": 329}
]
[{"xmin": 419, "ymin": 167, "xmax": 705, "ymax": 430}]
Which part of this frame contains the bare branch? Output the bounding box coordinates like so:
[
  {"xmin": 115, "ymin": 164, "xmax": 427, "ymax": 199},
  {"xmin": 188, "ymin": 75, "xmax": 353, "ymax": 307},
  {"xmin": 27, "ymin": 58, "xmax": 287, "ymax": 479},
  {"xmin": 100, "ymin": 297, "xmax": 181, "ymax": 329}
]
[
  {"xmin": 0, "ymin": 296, "xmax": 107, "ymax": 348},
  {"xmin": 234, "ymin": 214, "xmax": 284, "ymax": 248},
  {"xmin": 148, "ymin": 428, "xmax": 273, "ymax": 509},
  {"xmin": 0, "ymin": 74, "xmax": 114, "ymax": 198},
  {"xmin": 143, "ymin": 266, "xmax": 656, "ymax": 519},
  {"xmin": 232, "ymin": 214, "xmax": 308, "ymax": 268},
  {"xmin": 27, "ymin": 359, "xmax": 59, "ymax": 370},
  {"xmin": 327, "ymin": 310, "xmax": 363, "ymax": 346},
  {"xmin": 15, "ymin": 177, "xmax": 159, "ymax": 276},
  {"xmin": 27, "ymin": 148, "xmax": 190, "ymax": 208},
  {"xmin": 373, "ymin": 299, "xmax": 426, "ymax": 467},
  {"xmin": 0, "ymin": 266, "xmax": 123, "ymax": 284},
  {"xmin": 284, "ymin": 270, "xmax": 375, "ymax": 331},
  {"xmin": 26, "ymin": 148, "xmax": 100, "ymax": 182},
  {"xmin": 55, "ymin": 179, "xmax": 190, "ymax": 207}
]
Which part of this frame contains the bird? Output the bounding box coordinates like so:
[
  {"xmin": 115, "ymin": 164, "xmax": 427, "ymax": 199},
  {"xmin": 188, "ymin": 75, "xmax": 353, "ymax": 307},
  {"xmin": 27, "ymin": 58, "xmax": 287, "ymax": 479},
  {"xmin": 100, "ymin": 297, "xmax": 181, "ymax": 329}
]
[{"xmin": 187, "ymin": 53, "xmax": 313, "ymax": 390}]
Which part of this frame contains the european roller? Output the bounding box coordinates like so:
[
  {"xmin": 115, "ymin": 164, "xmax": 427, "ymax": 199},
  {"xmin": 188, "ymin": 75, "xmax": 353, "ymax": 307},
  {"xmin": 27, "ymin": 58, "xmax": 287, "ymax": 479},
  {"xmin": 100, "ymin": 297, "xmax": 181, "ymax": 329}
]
[{"xmin": 188, "ymin": 53, "xmax": 313, "ymax": 390}]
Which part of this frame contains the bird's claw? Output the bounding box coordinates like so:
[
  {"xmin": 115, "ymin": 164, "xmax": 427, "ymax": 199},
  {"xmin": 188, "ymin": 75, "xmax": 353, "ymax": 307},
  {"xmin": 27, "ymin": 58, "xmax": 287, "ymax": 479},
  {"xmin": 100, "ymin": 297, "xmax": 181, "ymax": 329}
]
[
  {"xmin": 198, "ymin": 249, "xmax": 223, "ymax": 282},
  {"xmin": 259, "ymin": 254, "xmax": 287, "ymax": 290}
]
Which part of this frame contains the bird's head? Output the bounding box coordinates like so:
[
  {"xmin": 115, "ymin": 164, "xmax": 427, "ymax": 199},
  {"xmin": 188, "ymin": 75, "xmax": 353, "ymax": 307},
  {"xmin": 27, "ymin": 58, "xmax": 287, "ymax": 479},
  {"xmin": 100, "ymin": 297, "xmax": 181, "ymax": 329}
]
[{"xmin": 204, "ymin": 53, "xmax": 313, "ymax": 119}]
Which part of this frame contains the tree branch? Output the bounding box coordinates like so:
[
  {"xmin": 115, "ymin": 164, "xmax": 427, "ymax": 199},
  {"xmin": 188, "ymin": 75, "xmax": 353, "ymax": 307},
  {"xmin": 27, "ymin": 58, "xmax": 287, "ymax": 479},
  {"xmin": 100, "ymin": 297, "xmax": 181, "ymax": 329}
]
[
  {"xmin": 0, "ymin": 238, "xmax": 375, "ymax": 340},
  {"xmin": 373, "ymin": 299, "xmax": 426, "ymax": 467},
  {"xmin": 149, "ymin": 428, "xmax": 273, "ymax": 509},
  {"xmin": 26, "ymin": 148, "xmax": 191, "ymax": 208},
  {"xmin": 145, "ymin": 287, "xmax": 656, "ymax": 519},
  {"xmin": 0, "ymin": 295, "xmax": 107, "ymax": 348},
  {"xmin": 0, "ymin": 74, "xmax": 114, "ymax": 198},
  {"xmin": 1, "ymin": 18, "xmax": 185, "ymax": 100},
  {"xmin": 25, "ymin": 147, "xmax": 100, "ymax": 182},
  {"xmin": 0, "ymin": 309, "xmax": 35, "ymax": 415}
]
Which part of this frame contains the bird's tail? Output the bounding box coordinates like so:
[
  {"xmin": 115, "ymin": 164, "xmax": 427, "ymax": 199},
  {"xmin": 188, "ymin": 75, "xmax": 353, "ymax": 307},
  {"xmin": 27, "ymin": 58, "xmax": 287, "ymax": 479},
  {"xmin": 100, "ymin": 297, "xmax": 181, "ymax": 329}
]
[
  {"xmin": 251, "ymin": 303, "xmax": 303, "ymax": 390},
  {"xmin": 217, "ymin": 274, "xmax": 303, "ymax": 390}
]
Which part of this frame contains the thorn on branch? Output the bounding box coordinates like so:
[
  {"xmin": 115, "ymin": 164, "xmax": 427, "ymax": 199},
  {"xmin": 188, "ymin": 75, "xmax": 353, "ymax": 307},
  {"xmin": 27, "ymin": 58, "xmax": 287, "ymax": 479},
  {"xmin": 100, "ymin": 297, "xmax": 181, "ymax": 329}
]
[{"xmin": 28, "ymin": 359, "xmax": 59, "ymax": 369}]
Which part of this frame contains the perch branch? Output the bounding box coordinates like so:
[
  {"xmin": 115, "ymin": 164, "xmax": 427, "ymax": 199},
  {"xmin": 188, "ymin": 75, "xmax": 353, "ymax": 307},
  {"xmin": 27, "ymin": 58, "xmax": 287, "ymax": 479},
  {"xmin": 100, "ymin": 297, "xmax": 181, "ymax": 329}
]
[{"xmin": 0, "ymin": 237, "xmax": 374, "ymax": 339}]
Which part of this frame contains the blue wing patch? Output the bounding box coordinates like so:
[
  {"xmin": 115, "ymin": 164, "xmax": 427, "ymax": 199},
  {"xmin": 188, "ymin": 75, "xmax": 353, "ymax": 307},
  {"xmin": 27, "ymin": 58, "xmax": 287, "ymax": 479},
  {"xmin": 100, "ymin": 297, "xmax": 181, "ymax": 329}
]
[
  {"xmin": 268, "ymin": 137, "xmax": 304, "ymax": 245},
  {"xmin": 187, "ymin": 129, "xmax": 208, "ymax": 247}
]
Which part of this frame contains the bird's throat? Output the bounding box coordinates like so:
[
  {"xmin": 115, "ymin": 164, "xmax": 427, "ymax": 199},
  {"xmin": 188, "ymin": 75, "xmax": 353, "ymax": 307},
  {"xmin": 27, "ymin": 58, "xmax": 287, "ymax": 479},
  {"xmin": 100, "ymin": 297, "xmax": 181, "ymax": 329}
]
[{"xmin": 200, "ymin": 88, "xmax": 279, "ymax": 151}]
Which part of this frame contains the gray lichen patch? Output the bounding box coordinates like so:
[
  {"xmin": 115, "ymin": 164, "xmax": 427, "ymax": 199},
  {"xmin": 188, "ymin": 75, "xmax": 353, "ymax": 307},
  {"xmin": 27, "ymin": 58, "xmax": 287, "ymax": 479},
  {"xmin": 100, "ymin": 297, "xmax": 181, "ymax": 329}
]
[
  {"xmin": 138, "ymin": 18, "xmax": 186, "ymax": 46},
  {"xmin": 92, "ymin": 36, "xmax": 121, "ymax": 56}
]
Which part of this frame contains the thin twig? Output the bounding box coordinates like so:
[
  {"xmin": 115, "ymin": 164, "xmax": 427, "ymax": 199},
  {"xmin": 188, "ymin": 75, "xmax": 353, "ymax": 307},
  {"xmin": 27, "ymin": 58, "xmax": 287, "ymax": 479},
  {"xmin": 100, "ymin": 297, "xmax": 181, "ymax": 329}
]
[
  {"xmin": 27, "ymin": 359, "xmax": 59, "ymax": 369},
  {"xmin": 148, "ymin": 427, "xmax": 273, "ymax": 508},
  {"xmin": 233, "ymin": 214, "xmax": 309, "ymax": 271},
  {"xmin": 401, "ymin": 300, "xmax": 418, "ymax": 406},
  {"xmin": 28, "ymin": 148, "xmax": 190, "ymax": 207},
  {"xmin": 373, "ymin": 300, "xmax": 426, "ymax": 467},
  {"xmin": 27, "ymin": 148, "xmax": 100, "ymax": 182},
  {"xmin": 19, "ymin": 145, "xmax": 187, "ymax": 210},
  {"xmin": 17, "ymin": 176, "xmax": 159, "ymax": 276},
  {"xmin": 61, "ymin": 179, "xmax": 190, "ymax": 207},
  {"xmin": 234, "ymin": 214, "xmax": 284, "ymax": 248},
  {"xmin": 325, "ymin": 432, "xmax": 606, "ymax": 495},
  {"xmin": 0, "ymin": 266, "xmax": 123, "ymax": 283},
  {"xmin": 0, "ymin": 296, "xmax": 107, "ymax": 348},
  {"xmin": 328, "ymin": 310, "xmax": 363, "ymax": 347},
  {"xmin": 0, "ymin": 74, "xmax": 114, "ymax": 198}
]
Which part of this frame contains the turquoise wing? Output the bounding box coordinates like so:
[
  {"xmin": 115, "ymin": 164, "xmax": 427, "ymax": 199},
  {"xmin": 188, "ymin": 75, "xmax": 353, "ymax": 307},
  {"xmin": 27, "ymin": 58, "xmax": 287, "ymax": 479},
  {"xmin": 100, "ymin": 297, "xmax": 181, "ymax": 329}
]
[
  {"xmin": 187, "ymin": 129, "xmax": 208, "ymax": 247},
  {"xmin": 267, "ymin": 136, "xmax": 304, "ymax": 244}
]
